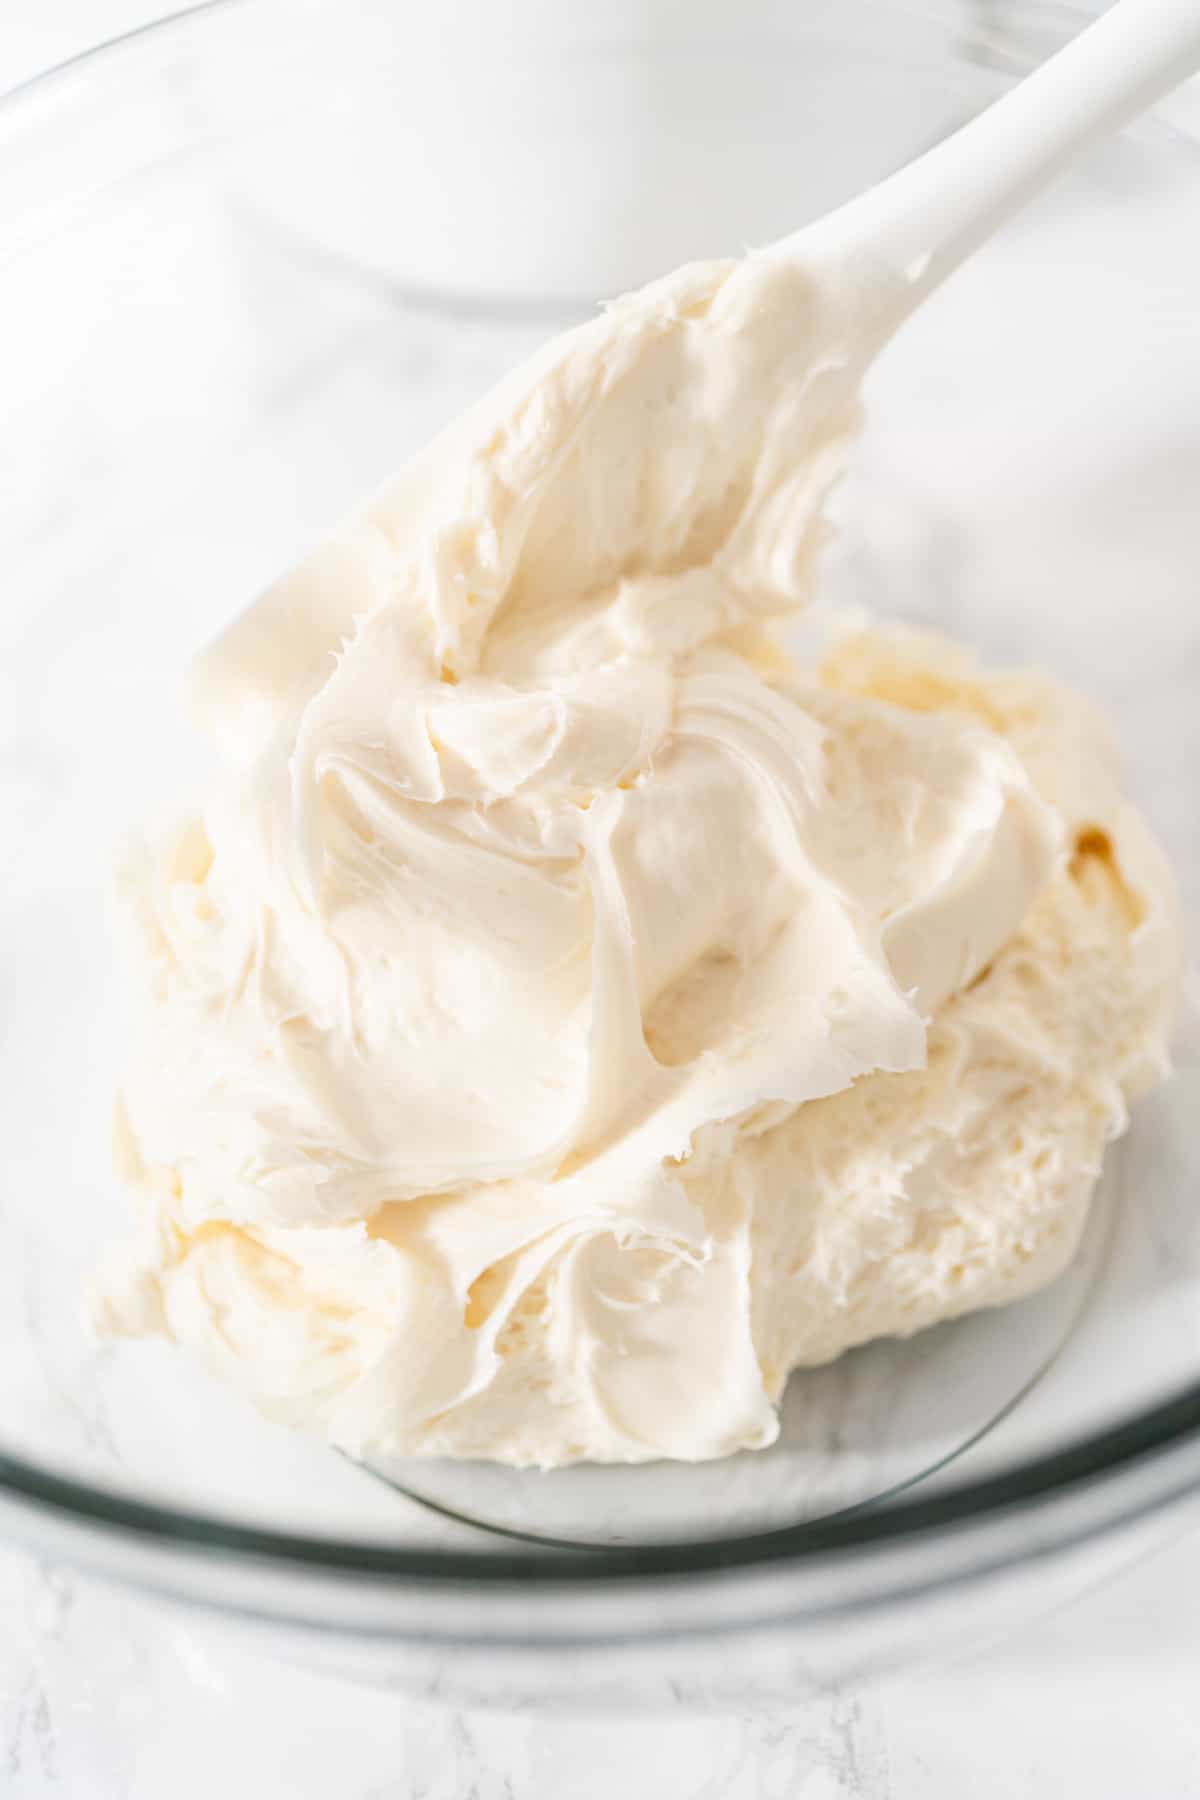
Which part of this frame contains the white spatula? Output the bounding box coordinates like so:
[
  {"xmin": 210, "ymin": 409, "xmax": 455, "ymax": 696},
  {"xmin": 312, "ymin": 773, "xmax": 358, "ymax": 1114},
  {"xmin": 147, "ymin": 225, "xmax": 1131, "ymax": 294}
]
[{"xmin": 765, "ymin": 0, "xmax": 1200, "ymax": 338}]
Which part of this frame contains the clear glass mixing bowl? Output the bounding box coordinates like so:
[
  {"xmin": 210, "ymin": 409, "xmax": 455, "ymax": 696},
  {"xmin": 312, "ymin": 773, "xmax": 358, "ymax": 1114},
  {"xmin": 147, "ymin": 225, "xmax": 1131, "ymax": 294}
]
[{"xmin": 1, "ymin": 0, "xmax": 1198, "ymax": 1707}]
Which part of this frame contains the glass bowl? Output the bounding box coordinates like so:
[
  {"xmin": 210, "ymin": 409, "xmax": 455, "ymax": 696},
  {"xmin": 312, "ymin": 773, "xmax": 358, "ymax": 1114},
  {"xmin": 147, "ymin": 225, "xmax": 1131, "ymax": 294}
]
[{"xmin": 1, "ymin": 0, "xmax": 1198, "ymax": 1707}]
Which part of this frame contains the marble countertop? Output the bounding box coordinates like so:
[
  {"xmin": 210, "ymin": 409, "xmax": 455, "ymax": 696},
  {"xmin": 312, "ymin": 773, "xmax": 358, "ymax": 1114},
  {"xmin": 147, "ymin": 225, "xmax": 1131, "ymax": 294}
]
[
  {"xmin": 4, "ymin": 1528, "xmax": 1200, "ymax": 1800},
  {"xmin": 4, "ymin": 5, "xmax": 1200, "ymax": 1796}
]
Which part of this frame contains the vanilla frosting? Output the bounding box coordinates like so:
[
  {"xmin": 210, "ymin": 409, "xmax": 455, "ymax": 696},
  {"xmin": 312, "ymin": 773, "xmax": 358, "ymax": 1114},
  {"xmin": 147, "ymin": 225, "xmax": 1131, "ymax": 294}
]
[{"xmin": 96, "ymin": 253, "xmax": 1180, "ymax": 1467}]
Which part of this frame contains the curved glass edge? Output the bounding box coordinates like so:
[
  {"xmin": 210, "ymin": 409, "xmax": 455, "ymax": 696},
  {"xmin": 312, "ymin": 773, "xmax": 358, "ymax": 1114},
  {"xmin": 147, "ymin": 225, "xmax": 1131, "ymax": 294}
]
[
  {"xmin": 0, "ymin": 0, "xmax": 238, "ymax": 109},
  {"xmin": 0, "ymin": 1382, "xmax": 1198, "ymax": 1585}
]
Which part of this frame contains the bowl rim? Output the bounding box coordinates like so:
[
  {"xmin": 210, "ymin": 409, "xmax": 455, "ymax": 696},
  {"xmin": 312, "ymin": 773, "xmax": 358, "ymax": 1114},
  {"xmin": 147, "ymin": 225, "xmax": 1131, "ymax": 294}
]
[
  {"xmin": 0, "ymin": 0, "xmax": 237, "ymax": 110},
  {"xmin": 1, "ymin": 1383, "xmax": 1199, "ymax": 1589},
  {"xmin": 2, "ymin": 0, "xmax": 1198, "ymax": 1608}
]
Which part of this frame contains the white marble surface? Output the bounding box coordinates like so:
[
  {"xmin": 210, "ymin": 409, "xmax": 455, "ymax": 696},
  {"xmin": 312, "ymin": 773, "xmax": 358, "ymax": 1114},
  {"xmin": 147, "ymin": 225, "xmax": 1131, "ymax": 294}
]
[
  {"xmin": 3, "ymin": 1529, "xmax": 1200, "ymax": 1800},
  {"xmin": 4, "ymin": 4, "xmax": 1200, "ymax": 1796}
]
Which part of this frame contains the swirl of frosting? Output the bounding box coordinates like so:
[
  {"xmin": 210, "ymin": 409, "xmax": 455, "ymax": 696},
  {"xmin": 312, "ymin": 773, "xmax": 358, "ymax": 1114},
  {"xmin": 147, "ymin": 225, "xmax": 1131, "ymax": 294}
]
[{"xmin": 98, "ymin": 257, "xmax": 1179, "ymax": 1465}]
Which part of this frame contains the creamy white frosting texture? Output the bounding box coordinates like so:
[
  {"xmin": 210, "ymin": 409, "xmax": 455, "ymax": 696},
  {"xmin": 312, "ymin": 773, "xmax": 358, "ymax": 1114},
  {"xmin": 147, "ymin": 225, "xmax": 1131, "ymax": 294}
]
[{"xmin": 97, "ymin": 256, "xmax": 1180, "ymax": 1467}]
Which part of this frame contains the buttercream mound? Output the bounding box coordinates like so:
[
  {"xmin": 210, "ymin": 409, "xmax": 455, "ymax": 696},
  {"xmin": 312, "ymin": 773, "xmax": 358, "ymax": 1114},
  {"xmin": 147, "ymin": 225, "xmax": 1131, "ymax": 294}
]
[{"xmin": 95, "ymin": 256, "xmax": 1179, "ymax": 1467}]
